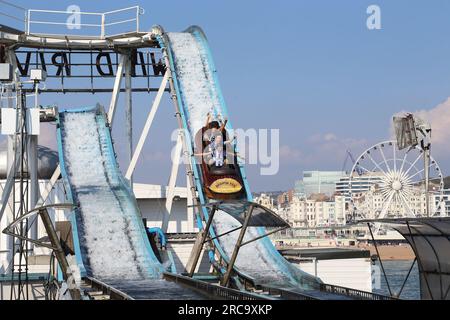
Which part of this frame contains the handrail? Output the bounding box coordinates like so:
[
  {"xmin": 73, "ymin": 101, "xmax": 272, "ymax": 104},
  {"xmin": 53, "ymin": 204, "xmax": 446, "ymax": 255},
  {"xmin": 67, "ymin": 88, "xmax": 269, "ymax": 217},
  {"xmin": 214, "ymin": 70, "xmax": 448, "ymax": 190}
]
[
  {"xmin": 83, "ymin": 277, "xmax": 133, "ymax": 300},
  {"xmin": 26, "ymin": 6, "xmax": 144, "ymax": 39},
  {"xmin": 163, "ymin": 272, "xmax": 269, "ymax": 300},
  {"xmin": 258, "ymin": 284, "xmax": 318, "ymax": 300},
  {"xmin": 319, "ymin": 283, "xmax": 395, "ymax": 300},
  {"xmin": 27, "ymin": 9, "xmax": 102, "ymax": 16}
]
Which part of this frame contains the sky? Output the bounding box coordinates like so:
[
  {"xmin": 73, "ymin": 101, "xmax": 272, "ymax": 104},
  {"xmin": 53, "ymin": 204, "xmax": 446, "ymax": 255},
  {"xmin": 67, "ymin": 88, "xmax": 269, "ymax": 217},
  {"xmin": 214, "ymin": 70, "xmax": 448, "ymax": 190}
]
[{"xmin": 2, "ymin": 0, "xmax": 450, "ymax": 192}]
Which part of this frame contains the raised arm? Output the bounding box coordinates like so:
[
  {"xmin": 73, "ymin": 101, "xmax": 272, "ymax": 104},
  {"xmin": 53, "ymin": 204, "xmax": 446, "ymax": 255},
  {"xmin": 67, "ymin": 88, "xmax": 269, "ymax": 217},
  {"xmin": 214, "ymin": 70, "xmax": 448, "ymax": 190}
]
[
  {"xmin": 224, "ymin": 134, "xmax": 236, "ymax": 145},
  {"xmin": 220, "ymin": 117, "xmax": 228, "ymax": 131},
  {"xmin": 204, "ymin": 113, "xmax": 211, "ymax": 127}
]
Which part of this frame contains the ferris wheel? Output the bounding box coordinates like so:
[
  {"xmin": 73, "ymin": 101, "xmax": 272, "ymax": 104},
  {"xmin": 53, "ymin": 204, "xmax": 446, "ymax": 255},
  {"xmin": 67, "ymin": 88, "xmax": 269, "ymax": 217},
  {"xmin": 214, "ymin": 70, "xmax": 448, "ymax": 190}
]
[{"xmin": 348, "ymin": 140, "xmax": 445, "ymax": 221}]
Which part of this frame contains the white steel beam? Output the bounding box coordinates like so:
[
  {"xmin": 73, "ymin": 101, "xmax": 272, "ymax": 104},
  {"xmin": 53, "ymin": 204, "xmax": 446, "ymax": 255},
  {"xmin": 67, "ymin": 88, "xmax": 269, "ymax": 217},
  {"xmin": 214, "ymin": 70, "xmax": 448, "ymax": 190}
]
[
  {"xmin": 125, "ymin": 53, "xmax": 133, "ymax": 186},
  {"xmin": 35, "ymin": 165, "xmax": 61, "ymax": 207},
  {"xmin": 161, "ymin": 131, "xmax": 183, "ymax": 233},
  {"xmin": 125, "ymin": 72, "xmax": 168, "ymax": 180},
  {"xmin": 0, "ymin": 158, "xmax": 19, "ymax": 222},
  {"xmin": 107, "ymin": 54, "xmax": 125, "ymax": 126}
]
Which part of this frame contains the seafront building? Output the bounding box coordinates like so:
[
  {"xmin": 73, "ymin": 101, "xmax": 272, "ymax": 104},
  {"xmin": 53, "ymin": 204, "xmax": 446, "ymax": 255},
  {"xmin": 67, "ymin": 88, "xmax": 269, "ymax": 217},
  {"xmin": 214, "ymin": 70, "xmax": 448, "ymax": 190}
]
[
  {"xmin": 262, "ymin": 169, "xmax": 450, "ymax": 233},
  {"xmin": 255, "ymin": 193, "xmax": 276, "ymax": 210},
  {"xmin": 335, "ymin": 172, "xmax": 384, "ymax": 201},
  {"xmin": 282, "ymin": 195, "xmax": 346, "ymax": 228},
  {"xmin": 350, "ymin": 184, "xmax": 443, "ymax": 219},
  {"xmin": 294, "ymin": 171, "xmax": 347, "ymax": 198}
]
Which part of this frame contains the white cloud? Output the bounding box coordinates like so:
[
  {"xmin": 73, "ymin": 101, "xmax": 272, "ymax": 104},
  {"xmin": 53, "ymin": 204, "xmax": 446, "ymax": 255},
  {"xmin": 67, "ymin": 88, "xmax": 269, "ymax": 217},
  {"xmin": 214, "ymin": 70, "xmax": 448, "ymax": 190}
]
[
  {"xmin": 413, "ymin": 97, "xmax": 450, "ymax": 147},
  {"xmin": 323, "ymin": 133, "xmax": 338, "ymax": 142},
  {"xmin": 279, "ymin": 145, "xmax": 303, "ymax": 163},
  {"xmin": 394, "ymin": 97, "xmax": 450, "ymax": 160},
  {"xmin": 280, "ymin": 133, "xmax": 368, "ymax": 168}
]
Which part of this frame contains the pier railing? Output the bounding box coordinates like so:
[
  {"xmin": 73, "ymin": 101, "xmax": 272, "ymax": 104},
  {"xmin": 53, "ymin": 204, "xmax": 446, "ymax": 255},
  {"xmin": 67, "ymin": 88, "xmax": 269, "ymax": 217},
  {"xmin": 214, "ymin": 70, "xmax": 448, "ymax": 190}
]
[
  {"xmin": 258, "ymin": 285, "xmax": 317, "ymax": 300},
  {"xmin": 163, "ymin": 273, "xmax": 267, "ymax": 300},
  {"xmin": 319, "ymin": 283, "xmax": 395, "ymax": 300},
  {"xmin": 83, "ymin": 277, "xmax": 133, "ymax": 300}
]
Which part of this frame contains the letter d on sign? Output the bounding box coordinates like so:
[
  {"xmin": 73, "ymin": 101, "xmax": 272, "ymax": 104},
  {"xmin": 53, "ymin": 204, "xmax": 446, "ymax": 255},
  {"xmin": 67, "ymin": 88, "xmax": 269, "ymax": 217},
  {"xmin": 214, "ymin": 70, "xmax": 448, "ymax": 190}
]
[
  {"xmin": 67, "ymin": 5, "xmax": 81, "ymax": 30},
  {"xmin": 366, "ymin": 5, "xmax": 381, "ymax": 30}
]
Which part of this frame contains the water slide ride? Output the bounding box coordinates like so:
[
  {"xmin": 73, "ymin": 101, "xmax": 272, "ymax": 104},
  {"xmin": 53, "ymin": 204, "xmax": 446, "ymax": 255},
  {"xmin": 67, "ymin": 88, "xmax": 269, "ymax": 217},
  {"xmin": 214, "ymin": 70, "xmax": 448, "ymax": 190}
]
[{"xmin": 157, "ymin": 26, "xmax": 322, "ymax": 292}]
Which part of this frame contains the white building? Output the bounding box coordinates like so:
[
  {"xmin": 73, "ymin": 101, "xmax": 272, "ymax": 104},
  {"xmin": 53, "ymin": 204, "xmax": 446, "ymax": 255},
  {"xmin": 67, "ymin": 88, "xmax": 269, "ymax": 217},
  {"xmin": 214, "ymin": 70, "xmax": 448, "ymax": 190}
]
[
  {"xmin": 295, "ymin": 171, "xmax": 347, "ymax": 197},
  {"xmin": 351, "ymin": 184, "xmax": 440, "ymax": 219},
  {"xmin": 335, "ymin": 172, "xmax": 384, "ymax": 202},
  {"xmin": 286, "ymin": 195, "xmax": 346, "ymax": 228},
  {"xmin": 254, "ymin": 193, "xmax": 275, "ymax": 210}
]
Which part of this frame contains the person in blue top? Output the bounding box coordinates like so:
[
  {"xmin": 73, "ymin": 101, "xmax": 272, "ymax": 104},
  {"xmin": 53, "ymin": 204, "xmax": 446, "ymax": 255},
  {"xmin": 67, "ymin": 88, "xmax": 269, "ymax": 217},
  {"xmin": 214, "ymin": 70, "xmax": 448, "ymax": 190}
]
[
  {"xmin": 195, "ymin": 113, "xmax": 237, "ymax": 166},
  {"xmin": 203, "ymin": 112, "xmax": 228, "ymax": 145},
  {"xmin": 206, "ymin": 133, "xmax": 236, "ymax": 167}
]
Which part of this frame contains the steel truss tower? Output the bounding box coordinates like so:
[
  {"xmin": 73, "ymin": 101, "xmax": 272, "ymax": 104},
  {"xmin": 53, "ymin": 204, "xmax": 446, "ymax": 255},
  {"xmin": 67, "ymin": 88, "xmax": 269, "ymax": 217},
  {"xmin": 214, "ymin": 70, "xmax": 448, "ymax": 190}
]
[{"xmin": 8, "ymin": 83, "xmax": 31, "ymax": 300}]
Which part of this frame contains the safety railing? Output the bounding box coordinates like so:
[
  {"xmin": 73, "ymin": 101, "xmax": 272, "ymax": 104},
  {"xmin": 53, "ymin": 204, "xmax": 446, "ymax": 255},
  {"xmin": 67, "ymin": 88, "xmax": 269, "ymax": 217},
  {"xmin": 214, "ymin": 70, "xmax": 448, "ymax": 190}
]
[
  {"xmin": 163, "ymin": 272, "xmax": 266, "ymax": 300},
  {"xmin": 83, "ymin": 277, "xmax": 133, "ymax": 300},
  {"xmin": 258, "ymin": 285, "xmax": 317, "ymax": 300},
  {"xmin": 319, "ymin": 283, "xmax": 395, "ymax": 300},
  {"xmin": 26, "ymin": 6, "xmax": 145, "ymax": 39}
]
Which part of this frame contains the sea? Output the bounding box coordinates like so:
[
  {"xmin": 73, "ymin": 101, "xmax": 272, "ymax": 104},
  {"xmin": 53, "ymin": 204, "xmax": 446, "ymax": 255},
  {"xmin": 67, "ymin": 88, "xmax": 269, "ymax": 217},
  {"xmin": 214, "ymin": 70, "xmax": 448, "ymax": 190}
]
[{"xmin": 372, "ymin": 260, "xmax": 420, "ymax": 300}]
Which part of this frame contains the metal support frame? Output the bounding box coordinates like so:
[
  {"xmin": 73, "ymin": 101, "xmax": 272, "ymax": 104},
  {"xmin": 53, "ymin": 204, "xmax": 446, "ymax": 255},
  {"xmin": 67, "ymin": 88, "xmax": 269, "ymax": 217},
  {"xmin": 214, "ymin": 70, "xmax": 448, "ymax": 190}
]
[
  {"xmin": 161, "ymin": 47, "xmax": 203, "ymax": 223},
  {"xmin": 35, "ymin": 166, "xmax": 61, "ymax": 208},
  {"xmin": 207, "ymin": 226, "xmax": 242, "ymax": 242},
  {"xmin": 2, "ymin": 203, "xmax": 80, "ymax": 299},
  {"xmin": 1, "ymin": 50, "xmax": 63, "ymax": 296},
  {"xmin": 363, "ymin": 217, "xmax": 450, "ymax": 300},
  {"xmin": 397, "ymin": 257, "xmax": 417, "ymax": 298},
  {"xmin": 124, "ymin": 52, "xmax": 133, "ymax": 187},
  {"xmin": 404, "ymin": 221, "xmax": 434, "ymax": 299},
  {"xmin": 2, "ymin": 165, "xmax": 62, "ymax": 256},
  {"xmin": 186, "ymin": 202, "xmax": 288, "ymax": 286},
  {"xmin": 83, "ymin": 276, "xmax": 132, "ymax": 300},
  {"xmin": 2, "ymin": 55, "xmax": 33, "ymax": 299},
  {"xmin": 27, "ymin": 136, "xmax": 38, "ymax": 244},
  {"xmin": 367, "ymin": 222, "xmax": 392, "ymax": 297},
  {"xmin": 107, "ymin": 54, "xmax": 125, "ymax": 126},
  {"xmin": 161, "ymin": 131, "xmax": 183, "ymax": 232},
  {"xmin": 240, "ymin": 226, "xmax": 288, "ymax": 247},
  {"xmin": 125, "ymin": 72, "xmax": 169, "ymax": 180},
  {"xmin": 188, "ymin": 205, "xmax": 217, "ymax": 277},
  {"xmin": 2, "ymin": 204, "xmax": 73, "ymax": 248},
  {"xmin": 221, "ymin": 204, "xmax": 255, "ymax": 287}
]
